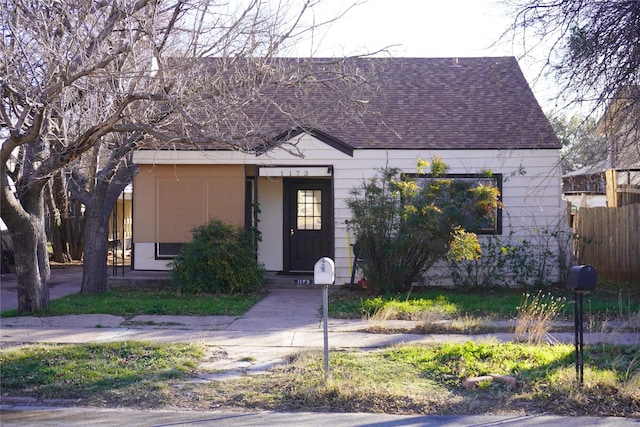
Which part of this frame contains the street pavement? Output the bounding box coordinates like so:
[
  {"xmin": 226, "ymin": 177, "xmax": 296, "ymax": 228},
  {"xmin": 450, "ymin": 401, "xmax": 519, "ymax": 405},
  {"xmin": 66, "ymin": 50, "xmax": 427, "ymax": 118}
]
[
  {"xmin": 1, "ymin": 267, "xmax": 639, "ymax": 426},
  {"xmin": 2, "ymin": 407, "xmax": 639, "ymax": 427}
]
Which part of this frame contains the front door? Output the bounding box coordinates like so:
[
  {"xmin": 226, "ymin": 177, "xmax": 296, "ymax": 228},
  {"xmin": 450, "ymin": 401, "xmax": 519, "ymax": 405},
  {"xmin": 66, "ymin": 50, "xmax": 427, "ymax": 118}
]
[{"xmin": 284, "ymin": 179, "xmax": 333, "ymax": 272}]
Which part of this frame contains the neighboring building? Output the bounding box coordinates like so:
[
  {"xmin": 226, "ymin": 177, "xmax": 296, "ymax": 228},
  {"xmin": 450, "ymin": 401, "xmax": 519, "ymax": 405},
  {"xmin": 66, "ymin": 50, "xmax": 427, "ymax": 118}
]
[
  {"xmin": 598, "ymin": 86, "xmax": 640, "ymax": 207},
  {"xmin": 562, "ymin": 161, "xmax": 608, "ymax": 208},
  {"xmin": 131, "ymin": 57, "xmax": 563, "ymax": 285},
  {"xmin": 562, "ymin": 164, "xmax": 640, "ymax": 210},
  {"xmin": 562, "ymin": 86, "xmax": 640, "ymax": 210}
]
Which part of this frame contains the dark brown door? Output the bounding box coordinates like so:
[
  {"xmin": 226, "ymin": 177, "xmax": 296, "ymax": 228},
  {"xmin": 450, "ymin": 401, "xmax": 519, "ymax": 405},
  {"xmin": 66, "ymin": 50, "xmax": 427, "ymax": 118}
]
[{"xmin": 284, "ymin": 179, "xmax": 333, "ymax": 272}]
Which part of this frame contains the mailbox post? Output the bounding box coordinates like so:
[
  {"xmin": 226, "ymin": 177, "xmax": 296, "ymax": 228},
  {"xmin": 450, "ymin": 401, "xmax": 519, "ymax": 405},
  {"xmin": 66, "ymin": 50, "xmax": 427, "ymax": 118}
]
[
  {"xmin": 314, "ymin": 257, "xmax": 335, "ymax": 380},
  {"xmin": 566, "ymin": 264, "xmax": 597, "ymax": 386}
]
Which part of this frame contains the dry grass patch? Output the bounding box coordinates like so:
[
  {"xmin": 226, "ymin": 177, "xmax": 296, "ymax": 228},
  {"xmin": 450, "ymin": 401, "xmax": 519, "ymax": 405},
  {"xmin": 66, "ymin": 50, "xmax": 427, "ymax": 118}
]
[
  {"xmin": 2, "ymin": 340, "xmax": 638, "ymax": 417},
  {"xmin": 185, "ymin": 343, "xmax": 639, "ymax": 416},
  {"xmin": 514, "ymin": 291, "xmax": 566, "ymax": 343}
]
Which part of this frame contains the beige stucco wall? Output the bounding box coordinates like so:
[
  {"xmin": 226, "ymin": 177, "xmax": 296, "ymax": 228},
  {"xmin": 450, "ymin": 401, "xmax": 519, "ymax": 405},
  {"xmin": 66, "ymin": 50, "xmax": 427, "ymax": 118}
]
[{"xmin": 133, "ymin": 164, "xmax": 245, "ymax": 244}]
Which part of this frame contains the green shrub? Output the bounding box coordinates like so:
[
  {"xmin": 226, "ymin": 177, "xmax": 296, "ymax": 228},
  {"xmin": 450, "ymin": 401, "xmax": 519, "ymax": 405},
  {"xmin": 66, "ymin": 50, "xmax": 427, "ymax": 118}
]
[
  {"xmin": 169, "ymin": 220, "xmax": 265, "ymax": 294},
  {"xmin": 347, "ymin": 158, "xmax": 499, "ymax": 294},
  {"xmin": 448, "ymin": 229, "xmax": 562, "ymax": 288},
  {"xmin": 448, "ymin": 234, "xmax": 509, "ymax": 288}
]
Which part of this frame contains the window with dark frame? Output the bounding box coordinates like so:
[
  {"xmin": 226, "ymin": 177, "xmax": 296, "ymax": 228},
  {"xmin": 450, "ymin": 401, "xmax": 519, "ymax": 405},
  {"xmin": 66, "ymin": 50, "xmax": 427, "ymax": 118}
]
[
  {"xmin": 156, "ymin": 242, "xmax": 184, "ymax": 258},
  {"xmin": 406, "ymin": 173, "xmax": 503, "ymax": 235}
]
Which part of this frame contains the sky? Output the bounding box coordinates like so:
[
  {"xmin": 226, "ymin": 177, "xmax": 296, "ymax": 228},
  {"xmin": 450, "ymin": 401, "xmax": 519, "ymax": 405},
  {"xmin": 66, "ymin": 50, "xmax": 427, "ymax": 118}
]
[
  {"xmin": 290, "ymin": 0, "xmax": 563, "ymax": 113},
  {"xmin": 298, "ymin": 0, "xmax": 511, "ymax": 58}
]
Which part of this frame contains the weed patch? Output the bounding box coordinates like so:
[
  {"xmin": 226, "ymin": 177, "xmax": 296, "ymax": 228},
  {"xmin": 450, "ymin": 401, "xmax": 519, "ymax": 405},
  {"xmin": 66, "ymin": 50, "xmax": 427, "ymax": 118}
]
[
  {"xmin": 515, "ymin": 291, "xmax": 566, "ymax": 343},
  {"xmin": 193, "ymin": 343, "xmax": 640, "ymax": 416},
  {"xmin": 329, "ymin": 287, "xmax": 638, "ymax": 324}
]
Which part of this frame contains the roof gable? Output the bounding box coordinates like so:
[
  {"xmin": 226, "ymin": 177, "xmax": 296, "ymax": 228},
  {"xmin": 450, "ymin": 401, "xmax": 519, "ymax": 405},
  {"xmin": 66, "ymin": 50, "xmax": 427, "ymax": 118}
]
[{"xmin": 271, "ymin": 127, "xmax": 353, "ymax": 157}]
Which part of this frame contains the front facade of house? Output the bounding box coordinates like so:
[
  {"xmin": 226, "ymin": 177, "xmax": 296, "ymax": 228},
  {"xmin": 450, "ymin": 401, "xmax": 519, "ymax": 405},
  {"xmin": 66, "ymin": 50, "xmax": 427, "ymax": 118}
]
[{"xmin": 131, "ymin": 57, "xmax": 564, "ymax": 285}]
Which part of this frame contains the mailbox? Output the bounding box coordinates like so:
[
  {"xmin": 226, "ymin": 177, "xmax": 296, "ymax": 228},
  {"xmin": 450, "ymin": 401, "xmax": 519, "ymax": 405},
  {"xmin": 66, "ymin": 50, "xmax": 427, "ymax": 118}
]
[
  {"xmin": 314, "ymin": 257, "xmax": 335, "ymax": 285},
  {"xmin": 566, "ymin": 265, "xmax": 597, "ymax": 292}
]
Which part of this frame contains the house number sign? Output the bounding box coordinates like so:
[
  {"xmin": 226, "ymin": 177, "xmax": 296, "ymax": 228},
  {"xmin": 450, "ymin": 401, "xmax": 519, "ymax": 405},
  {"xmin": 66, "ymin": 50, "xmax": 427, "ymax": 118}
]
[{"xmin": 258, "ymin": 166, "xmax": 332, "ymax": 177}]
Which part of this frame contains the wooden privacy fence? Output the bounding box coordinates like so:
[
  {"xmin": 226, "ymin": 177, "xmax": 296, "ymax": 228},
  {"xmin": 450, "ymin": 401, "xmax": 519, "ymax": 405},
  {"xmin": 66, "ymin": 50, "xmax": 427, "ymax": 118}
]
[{"xmin": 572, "ymin": 203, "xmax": 640, "ymax": 282}]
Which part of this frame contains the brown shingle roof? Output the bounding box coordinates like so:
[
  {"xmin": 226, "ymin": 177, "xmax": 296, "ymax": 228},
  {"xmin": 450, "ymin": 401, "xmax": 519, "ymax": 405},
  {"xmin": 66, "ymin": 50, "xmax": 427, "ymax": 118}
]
[
  {"xmin": 147, "ymin": 57, "xmax": 559, "ymax": 152},
  {"xmin": 315, "ymin": 57, "xmax": 559, "ymax": 150}
]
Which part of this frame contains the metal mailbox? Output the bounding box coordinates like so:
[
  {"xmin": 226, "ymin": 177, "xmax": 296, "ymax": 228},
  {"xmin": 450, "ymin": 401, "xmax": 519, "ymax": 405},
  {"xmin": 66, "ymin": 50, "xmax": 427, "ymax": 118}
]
[
  {"xmin": 566, "ymin": 265, "xmax": 597, "ymax": 292},
  {"xmin": 314, "ymin": 257, "xmax": 335, "ymax": 285}
]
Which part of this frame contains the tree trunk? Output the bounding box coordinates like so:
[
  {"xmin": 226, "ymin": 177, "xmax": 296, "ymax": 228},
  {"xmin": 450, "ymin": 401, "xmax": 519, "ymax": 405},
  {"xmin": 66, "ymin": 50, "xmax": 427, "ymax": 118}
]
[
  {"xmin": 79, "ymin": 161, "xmax": 138, "ymax": 294},
  {"xmin": 81, "ymin": 207, "xmax": 110, "ymax": 294},
  {"xmin": 67, "ymin": 199, "xmax": 85, "ymax": 261},
  {"xmin": 11, "ymin": 221, "xmax": 50, "ymax": 313},
  {"xmin": 49, "ymin": 171, "xmax": 72, "ymax": 263},
  {"xmin": 49, "ymin": 222, "xmax": 71, "ymax": 263},
  {"xmin": 2, "ymin": 189, "xmax": 51, "ymax": 314}
]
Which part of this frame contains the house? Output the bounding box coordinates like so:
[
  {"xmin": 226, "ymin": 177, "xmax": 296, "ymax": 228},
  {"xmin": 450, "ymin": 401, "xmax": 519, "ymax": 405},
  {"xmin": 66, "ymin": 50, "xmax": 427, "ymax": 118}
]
[
  {"xmin": 130, "ymin": 57, "xmax": 563, "ymax": 285},
  {"xmin": 562, "ymin": 161, "xmax": 608, "ymax": 208},
  {"xmin": 562, "ymin": 163, "xmax": 640, "ymax": 210}
]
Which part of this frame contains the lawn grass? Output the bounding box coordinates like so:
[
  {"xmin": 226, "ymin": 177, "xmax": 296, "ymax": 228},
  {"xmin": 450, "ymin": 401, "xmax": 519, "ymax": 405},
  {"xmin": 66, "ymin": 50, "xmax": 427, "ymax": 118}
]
[
  {"xmin": 329, "ymin": 286, "xmax": 640, "ymax": 322},
  {"xmin": 1, "ymin": 281, "xmax": 638, "ymax": 416},
  {"xmin": 0, "ymin": 286, "xmax": 261, "ymax": 318},
  {"xmin": 0, "ymin": 342, "xmax": 204, "ymax": 404},
  {"xmin": 3, "ymin": 341, "xmax": 637, "ymax": 416}
]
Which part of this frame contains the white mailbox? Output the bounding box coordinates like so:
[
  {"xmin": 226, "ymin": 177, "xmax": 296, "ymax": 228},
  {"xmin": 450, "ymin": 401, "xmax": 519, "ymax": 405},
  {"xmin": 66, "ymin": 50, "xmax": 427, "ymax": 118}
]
[{"xmin": 314, "ymin": 257, "xmax": 335, "ymax": 285}]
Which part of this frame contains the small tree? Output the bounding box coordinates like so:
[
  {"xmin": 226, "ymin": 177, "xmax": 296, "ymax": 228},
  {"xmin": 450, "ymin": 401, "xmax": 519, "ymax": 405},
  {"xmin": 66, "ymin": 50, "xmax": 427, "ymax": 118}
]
[
  {"xmin": 347, "ymin": 158, "xmax": 500, "ymax": 294},
  {"xmin": 170, "ymin": 220, "xmax": 265, "ymax": 295}
]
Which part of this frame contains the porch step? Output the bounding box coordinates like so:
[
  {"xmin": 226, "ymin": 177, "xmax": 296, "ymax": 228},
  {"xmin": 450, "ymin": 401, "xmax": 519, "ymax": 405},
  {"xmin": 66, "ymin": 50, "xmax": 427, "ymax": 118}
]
[{"xmin": 265, "ymin": 272, "xmax": 318, "ymax": 289}]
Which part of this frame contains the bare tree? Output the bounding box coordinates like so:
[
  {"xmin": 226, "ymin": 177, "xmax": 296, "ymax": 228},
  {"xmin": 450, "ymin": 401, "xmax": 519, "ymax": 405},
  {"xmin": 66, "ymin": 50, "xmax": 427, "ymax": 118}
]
[
  {"xmin": 505, "ymin": 0, "xmax": 640, "ymax": 159},
  {"xmin": 549, "ymin": 114, "xmax": 606, "ymax": 174},
  {"xmin": 1, "ymin": 0, "xmax": 373, "ymax": 312}
]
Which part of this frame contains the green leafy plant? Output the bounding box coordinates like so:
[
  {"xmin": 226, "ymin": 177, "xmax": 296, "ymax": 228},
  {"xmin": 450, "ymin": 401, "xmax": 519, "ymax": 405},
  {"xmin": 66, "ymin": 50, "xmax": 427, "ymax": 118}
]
[
  {"xmin": 347, "ymin": 157, "xmax": 499, "ymax": 294},
  {"xmin": 448, "ymin": 234, "xmax": 510, "ymax": 288},
  {"xmin": 448, "ymin": 227, "xmax": 565, "ymax": 288},
  {"xmin": 169, "ymin": 220, "xmax": 265, "ymax": 294}
]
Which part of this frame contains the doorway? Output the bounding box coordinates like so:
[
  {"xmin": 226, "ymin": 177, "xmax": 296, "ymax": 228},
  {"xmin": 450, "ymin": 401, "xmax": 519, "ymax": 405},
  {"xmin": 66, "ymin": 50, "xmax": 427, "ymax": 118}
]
[{"xmin": 283, "ymin": 178, "xmax": 333, "ymax": 272}]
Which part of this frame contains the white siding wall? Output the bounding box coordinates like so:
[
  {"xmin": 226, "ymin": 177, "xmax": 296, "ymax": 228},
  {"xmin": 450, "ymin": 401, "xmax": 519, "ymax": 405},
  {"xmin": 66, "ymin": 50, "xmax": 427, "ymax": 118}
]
[
  {"xmin": 252, "ymin": 135, "xmax": 563, "ymax": 284},
  {"xmin": 133, "ymin": 135, "xmax": 563, "ymax": 283}
]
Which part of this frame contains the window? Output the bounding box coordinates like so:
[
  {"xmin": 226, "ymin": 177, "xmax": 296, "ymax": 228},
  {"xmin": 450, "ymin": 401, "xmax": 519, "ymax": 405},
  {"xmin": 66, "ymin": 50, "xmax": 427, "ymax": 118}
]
[
  {"xmin": 156, "ymin": 242, "xmax": 184, "ymax": 259},
  {"xmin": 408, "ymin": 173, "xmax": 502, "ymax": 234},
  {"xmin": 296, "ymin": 189, "xmax": 322, "ymax": 230}
]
